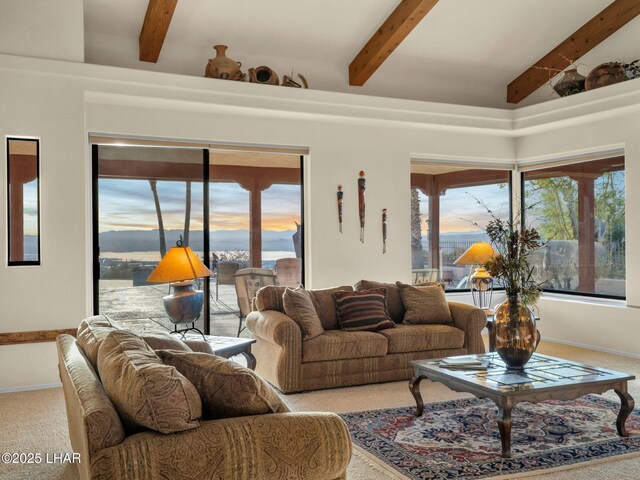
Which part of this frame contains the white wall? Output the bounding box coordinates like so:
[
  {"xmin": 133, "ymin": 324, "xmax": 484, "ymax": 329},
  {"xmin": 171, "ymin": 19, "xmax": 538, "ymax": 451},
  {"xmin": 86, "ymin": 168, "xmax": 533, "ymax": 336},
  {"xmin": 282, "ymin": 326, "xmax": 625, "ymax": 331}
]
[
  {"xmin": 0, "ymin": 54, "xmax": 514, "ymax": 388},
  {"xmin": 0, "ymin": 0, "xmax": 84, "ymax": 63},
  {"xmin": 515, "ymin": 102, "xmax": 640, "ymax": 358}
]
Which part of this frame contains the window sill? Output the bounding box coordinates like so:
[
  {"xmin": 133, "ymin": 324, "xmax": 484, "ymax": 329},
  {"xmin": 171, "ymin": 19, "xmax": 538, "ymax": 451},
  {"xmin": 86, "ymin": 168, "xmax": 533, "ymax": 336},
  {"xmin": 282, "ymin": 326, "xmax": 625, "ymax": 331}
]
[{"xmin": 539, "ymin": 292, "xmax": 626, "ymax": 308}]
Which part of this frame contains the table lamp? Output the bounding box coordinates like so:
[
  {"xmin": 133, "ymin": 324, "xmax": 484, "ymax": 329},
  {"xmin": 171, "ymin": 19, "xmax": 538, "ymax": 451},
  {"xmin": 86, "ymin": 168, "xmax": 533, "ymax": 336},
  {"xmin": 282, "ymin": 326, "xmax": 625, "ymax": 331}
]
[
  {"xmin": 146, "ymin": 239, "xmax": 212, "ymax": 338},
  {"xmin": 453, "ymin": 242, "xmax": 496, "ymax": 310}
]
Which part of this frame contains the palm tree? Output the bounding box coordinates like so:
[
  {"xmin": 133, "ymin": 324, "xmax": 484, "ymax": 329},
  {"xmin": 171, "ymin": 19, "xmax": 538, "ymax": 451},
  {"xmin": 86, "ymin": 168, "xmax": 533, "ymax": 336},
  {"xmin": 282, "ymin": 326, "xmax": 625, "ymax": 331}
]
[
  {"xmin": 183, "ymin": 181, "xmax": 191, "ymax": 246},
  {"xmin": 149, "ymin": 180, "xmax": 166, "ymax": 257}
]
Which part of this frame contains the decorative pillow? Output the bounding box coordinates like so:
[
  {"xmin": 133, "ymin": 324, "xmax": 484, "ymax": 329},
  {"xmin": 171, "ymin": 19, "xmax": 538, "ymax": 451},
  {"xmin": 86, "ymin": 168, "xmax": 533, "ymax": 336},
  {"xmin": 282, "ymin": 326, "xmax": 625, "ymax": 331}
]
[
  {"xmin": 415, "ymin": 281, "xmax": 446, "ymax": 291},
  {"xmin": 354, "ymin": 280, "xmax": 405, "ymax": 322},
  {"xmin": 282, "ymin": 286, "xmax": 324, "ymax": 340},
  {"xmin": 396, "ymin": 282, "xmax": 453, "ymax": 325},
  {"xmin": 97, "ymin": 330, "xmax": 202, "ymax": 434},
  {"xmin": 309, "ymin": 285, "xmax": 354, "ymax": 330},
  {"xmin": 156, "ymin": 350, "xmax": 290, "ymax": 419},
  {"xmin": 255, "ymin": 285, "xmax": 288, "ymax": 312},
  {"xmin": 333, "ymin": 288, "xmax": 395, "ymax": 332},
  {"xmin": 76, "ymin": 315, "xmax": 116, "ymax": 370},
  {"xmin": 141, "ymin": 332, "xmax": 192, "ymax": 352}
]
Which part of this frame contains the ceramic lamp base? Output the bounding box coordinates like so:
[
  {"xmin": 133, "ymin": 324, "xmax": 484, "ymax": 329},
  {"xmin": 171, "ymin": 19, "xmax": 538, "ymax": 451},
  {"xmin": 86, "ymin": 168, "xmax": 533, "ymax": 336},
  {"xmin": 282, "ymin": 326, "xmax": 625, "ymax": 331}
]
[{"xmin": 163, "ymin": 281, "xmax": 204, "ymax": 325}]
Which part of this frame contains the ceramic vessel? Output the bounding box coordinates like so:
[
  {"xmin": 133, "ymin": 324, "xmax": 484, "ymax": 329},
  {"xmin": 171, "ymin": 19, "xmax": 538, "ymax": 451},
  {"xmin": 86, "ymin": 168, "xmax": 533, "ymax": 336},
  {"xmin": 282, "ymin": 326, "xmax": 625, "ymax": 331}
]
[
  {"xmin": 553, "ymin": 68, "xmax": 586, "ymax": 97},
  {"xmin": 248, "ymin": 66, "xmax": 279, "ymax": 85},
  {"xmin": 204, "ymin": 45, "xmax": 244, "ymax": 81},
  {"xmin": 585, "ymin": 62, "xmax": 625, "ymax": 91},
  {"xmin": 493, "ymin": 296, "xmax": 537, "ymax": 369}
]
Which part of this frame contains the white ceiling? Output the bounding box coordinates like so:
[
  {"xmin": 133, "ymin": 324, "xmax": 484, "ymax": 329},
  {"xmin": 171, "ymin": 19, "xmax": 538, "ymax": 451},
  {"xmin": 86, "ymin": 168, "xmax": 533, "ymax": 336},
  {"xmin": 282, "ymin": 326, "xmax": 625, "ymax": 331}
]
[{"xmin": 83, "ymin": 0, "xmax": 640, "ymax": 109}]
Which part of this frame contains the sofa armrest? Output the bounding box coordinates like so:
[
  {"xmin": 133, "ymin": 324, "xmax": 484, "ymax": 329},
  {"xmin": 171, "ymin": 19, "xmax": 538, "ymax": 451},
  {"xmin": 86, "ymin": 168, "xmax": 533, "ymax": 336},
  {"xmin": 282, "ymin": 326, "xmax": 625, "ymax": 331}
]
[
  {"xmin": 246, "ymin": 310, "xmax": 301, "ymax": 346},
  {"xmin": 245, "ymin": 310, "xmax": 303, "ymax": 393},
  {"xmin": 91, "ymin": 412, "xmax": 351, "ymax": 480},
  {"xmin": 448, "ymin": 301, "xmax": 487, "ymax": 354}
]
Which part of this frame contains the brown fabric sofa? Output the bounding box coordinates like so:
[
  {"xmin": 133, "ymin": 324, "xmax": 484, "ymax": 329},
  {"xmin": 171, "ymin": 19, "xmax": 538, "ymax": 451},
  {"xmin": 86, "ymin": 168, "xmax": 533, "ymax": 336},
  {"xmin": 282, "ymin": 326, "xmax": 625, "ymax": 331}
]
[
  {"xmin": 246, "ymin": 282, "xmax": 486, "ymax": 393},
  {"xmin": 56, "ymin": 316, "xmax": 351, "ymax": 480}
]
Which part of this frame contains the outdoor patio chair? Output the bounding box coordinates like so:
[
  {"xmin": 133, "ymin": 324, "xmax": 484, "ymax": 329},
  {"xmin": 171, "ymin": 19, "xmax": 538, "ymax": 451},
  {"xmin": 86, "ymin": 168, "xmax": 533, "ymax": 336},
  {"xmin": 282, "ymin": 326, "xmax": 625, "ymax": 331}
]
[
  {"xmin": 275, "ymin": 258, "xmax": 302, "ymax": 287},
  {"xmin": 215, "ymin": 261, "xmax": 240, "ymax": 300},
  {"xmin": 234, "ymin": 268, "xmax": 277, "ymax": 336}
]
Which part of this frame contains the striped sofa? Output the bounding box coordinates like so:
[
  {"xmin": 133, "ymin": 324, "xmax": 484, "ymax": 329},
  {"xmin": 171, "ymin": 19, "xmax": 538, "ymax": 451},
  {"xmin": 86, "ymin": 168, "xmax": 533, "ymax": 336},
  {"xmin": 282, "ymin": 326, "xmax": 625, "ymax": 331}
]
[{"xmin": 246, "ymin": 281, "xmax": 486, "ymax": 394}]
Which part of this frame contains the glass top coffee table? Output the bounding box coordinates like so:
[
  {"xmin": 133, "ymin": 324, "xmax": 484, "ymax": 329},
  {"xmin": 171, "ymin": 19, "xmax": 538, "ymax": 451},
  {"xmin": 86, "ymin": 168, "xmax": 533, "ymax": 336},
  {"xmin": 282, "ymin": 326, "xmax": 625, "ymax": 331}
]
[{"xmin": 409, "ymin": 353, "xmax": 635, "ymax": 458}]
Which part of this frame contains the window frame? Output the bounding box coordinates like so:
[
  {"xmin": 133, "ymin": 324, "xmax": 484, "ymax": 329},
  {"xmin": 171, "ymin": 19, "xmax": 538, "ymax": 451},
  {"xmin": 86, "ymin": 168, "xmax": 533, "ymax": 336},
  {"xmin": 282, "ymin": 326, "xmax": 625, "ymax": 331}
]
[
  {"xmin": 519, "ymin": 162, "xmax": 626, "ymax": 301},
  {"xmin": 6, "ymin": 136, "xmax": 41, "ymax": 267},
  {"xmin": 411, "ymin": 167, "xmax": 513, "ymax": 293}
]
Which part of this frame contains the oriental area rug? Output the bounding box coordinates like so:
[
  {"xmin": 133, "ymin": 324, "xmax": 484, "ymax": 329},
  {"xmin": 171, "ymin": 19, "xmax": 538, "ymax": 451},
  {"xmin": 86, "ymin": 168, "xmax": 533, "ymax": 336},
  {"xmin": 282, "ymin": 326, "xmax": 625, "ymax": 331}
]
[{"xmin": 340, "ymin": 395, "xmax": 640, "ymax": 480}]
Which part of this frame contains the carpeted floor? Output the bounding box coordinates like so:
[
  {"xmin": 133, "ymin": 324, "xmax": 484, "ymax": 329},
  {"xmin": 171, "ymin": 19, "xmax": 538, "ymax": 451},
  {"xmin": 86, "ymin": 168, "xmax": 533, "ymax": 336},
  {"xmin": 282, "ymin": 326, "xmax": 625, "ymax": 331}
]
[{"xmin": 0, "ymin": 339, "xmax": 638, "ymax": 479}]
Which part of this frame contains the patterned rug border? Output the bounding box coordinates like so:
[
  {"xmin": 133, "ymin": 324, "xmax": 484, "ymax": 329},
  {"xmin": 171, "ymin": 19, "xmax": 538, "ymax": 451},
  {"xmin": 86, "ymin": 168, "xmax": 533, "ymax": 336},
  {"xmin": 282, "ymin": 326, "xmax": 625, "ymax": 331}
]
[{"xmin": 340, "ymin": 395, "xmax": 640, "ymax": 480}]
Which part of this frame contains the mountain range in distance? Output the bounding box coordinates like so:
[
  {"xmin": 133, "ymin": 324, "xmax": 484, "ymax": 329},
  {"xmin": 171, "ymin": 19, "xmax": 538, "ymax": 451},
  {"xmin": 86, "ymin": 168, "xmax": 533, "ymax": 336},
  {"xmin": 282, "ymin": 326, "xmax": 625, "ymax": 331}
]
[
  {"xmin": 98, "ymin": 229, "xmax": 297, "ymax": 252},
  {"xmin": 21, "ymin": 229, "xmax": 487, "ymax": 255}
]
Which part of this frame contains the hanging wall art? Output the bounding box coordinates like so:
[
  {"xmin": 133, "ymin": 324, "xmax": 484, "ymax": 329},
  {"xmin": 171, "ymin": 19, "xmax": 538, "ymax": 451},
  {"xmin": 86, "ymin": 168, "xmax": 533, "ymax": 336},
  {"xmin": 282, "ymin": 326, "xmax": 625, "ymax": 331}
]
[
  {"xmin": 337, "ymin": 184, "xmax": 344, "ymax": 233},
  {"xmin": 358, "ymin": 171, "xmax": 366, "ymax": 243},
  {"xmin": 382, "ymin": 208, "xmax": 387, "ymax": 254}
]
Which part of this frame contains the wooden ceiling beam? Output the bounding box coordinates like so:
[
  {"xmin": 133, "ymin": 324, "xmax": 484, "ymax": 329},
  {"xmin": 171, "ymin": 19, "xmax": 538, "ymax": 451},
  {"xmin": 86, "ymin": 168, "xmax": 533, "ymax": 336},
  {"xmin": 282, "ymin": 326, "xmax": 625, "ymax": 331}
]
[
  {"xmin": 139, "ymin": 0, "xmax": 178, "ymax": 63},
  {"xmin": 349, "ymin": 0, "xmax": 439, "ymax": 86},
  {"xmin": 507, "ymin": 0, "xmax": 640, "ymax": 104}
]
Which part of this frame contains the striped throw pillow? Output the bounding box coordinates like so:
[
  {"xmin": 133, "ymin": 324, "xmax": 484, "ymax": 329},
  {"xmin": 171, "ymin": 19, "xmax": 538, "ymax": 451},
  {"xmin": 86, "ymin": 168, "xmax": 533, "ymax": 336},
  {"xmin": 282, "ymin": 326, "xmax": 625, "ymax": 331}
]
[{"xmin": 333, "ymin": 288, "xmax": 395, "ymax": 332}]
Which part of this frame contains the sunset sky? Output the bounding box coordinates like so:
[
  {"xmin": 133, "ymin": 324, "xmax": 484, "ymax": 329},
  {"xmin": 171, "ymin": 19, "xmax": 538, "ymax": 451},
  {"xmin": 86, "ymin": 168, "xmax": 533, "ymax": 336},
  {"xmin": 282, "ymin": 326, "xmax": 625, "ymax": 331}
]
[
  {"xmin": 95, "ymin": 180, "xmax": 508, "ymax": 241},
  {"xmin": 98, "ymin": 179, "xmax": 301, "ymax": 233},
  {"xmin": 418, "ymin": 183, "xmax": 510, "ymax": 234}
]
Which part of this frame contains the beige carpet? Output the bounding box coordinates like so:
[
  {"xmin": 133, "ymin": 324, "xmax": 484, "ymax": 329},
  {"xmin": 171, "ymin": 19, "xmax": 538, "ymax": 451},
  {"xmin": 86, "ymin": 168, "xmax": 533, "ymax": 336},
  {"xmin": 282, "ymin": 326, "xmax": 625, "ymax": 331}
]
[{"xmin": 0, "ymin": 339, "xmax": 638, "ymax": 479}]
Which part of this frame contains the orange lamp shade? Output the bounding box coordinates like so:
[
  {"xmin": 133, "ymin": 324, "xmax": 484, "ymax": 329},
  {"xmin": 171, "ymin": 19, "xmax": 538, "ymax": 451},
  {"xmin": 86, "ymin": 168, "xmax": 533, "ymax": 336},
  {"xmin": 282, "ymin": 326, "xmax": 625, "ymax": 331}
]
[
  {"xmin": 146, "ymin": 246, "xmax": 212, "ymax": 283},
  {"xmin": 453, "ymin": 242, "xmax": 496, "ymax": 266}
]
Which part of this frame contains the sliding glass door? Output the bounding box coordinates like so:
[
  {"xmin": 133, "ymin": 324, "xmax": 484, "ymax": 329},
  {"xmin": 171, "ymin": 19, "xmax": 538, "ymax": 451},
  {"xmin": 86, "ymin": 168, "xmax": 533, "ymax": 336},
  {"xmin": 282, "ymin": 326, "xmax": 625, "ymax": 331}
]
[{"xmin": 92, "ymin": 142, "xmax": 304, "ymax": 335}]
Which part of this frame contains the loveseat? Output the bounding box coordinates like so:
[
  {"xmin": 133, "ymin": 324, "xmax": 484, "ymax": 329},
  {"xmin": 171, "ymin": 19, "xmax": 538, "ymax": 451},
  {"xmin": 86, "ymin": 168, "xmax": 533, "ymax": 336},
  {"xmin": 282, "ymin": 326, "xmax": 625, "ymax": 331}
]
[
  {"xmin": 246, "ymin": 281, "xmax": 486, "ymax": 393},
  {"xmin": 57, "ymin": 315, "xmax": 351, "ymax": 480}
]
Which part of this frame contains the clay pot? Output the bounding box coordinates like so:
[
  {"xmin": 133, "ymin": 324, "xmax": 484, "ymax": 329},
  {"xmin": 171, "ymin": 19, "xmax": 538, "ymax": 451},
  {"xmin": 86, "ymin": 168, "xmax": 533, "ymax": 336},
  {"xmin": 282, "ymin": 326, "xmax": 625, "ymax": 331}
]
[
  {"xmin": 585, "ymin": 62, "xmax": 625, "ymax": 91},
  {"xmin": 553, "ymin": 68, "xmax": 586, "ymax": 97},
  {"xmin": 248, "ymin": 66, "xmax": 279, "ymax": 85},
  {"xmin": 204, "ymin": 45, "xmax": 245, "ymax": 81}
]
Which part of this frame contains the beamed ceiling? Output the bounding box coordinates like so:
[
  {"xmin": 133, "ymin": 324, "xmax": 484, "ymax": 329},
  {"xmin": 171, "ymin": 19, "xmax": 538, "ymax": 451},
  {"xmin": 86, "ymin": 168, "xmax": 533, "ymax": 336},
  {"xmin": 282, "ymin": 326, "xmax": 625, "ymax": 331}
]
[{"xmin": 83, "ymin": 0, "xmax": 640, "ymax": 109}]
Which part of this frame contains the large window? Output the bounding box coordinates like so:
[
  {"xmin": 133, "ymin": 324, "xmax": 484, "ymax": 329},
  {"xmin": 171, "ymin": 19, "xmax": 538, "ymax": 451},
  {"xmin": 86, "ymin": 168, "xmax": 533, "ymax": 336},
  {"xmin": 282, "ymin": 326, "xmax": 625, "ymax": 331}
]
[
  {"xmin": 522, "ymin": 156, "xmax": 625, "ymax": 298},
  {"xmin": 411, "ymin": 163, "xmax": 511, "ymax": 290},
  {"xmin": 93, "ymin": 142, "xmax": 304, "ymax": 335}
]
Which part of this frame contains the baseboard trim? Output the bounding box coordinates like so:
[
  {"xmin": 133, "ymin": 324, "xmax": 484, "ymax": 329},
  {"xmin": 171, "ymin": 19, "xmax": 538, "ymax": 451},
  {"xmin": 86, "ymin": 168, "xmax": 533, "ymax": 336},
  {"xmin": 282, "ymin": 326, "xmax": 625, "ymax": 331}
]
[
  {"xmin": 543, "ymin": 336, "xmax": 640, "ymax": 360},
  {"xmin": 0, "ymin": 382, "xmax": 62, "ymax": 394}
]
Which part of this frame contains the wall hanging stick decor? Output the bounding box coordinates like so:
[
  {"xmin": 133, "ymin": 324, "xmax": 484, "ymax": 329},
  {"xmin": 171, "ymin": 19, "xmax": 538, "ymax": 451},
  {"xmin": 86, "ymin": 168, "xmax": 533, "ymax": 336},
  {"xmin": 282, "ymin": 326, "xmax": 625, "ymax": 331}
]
[
  {"xmin": 358, "ymin": 171, "xmax": 366, "ymax": 243},
  {"xmin": 337, "ymin": 185, "xmax": 344, "ymax": 233},
  {"xmin": 382, "ymin": 208, "xmax": 387, "ymax": 254}
]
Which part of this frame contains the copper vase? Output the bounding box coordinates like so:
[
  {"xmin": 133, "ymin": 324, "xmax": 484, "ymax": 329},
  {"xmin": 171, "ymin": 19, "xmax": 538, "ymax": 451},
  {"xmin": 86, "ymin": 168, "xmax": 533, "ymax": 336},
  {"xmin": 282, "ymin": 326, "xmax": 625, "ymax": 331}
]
[
  {"xmin": 494, "ymin": 296, "xmax": 537, "ymax": 370},
  {"xmin": 204, "ymin": 45, "xmax": 245, "ymax": 81}
]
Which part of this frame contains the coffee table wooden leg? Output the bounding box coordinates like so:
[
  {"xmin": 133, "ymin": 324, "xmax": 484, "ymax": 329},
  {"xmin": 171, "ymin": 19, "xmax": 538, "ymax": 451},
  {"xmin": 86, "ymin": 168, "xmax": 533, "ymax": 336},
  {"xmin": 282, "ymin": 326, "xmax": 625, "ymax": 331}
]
[
  {"xmin": 497, "ymin": 406, "xmax": 512, "ymax": 458},
  {"xmin": 614, "ymin": 387, "xmax": 635, "ymax": 437},
  {"xmin": 409, "ymin": 375, "xmax": 426, "ymax": 416}
]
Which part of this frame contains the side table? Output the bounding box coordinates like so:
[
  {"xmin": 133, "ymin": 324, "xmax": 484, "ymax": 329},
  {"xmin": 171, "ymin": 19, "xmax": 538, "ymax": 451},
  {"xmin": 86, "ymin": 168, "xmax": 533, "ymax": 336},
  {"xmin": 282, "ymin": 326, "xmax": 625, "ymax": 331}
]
[
  {"xmin": 485, "ymin": 311, "xmax": 541, "ymax": 353},
  {"xmin": 185, "ymin": 334, "xmax": 257, "ymax": 370}
]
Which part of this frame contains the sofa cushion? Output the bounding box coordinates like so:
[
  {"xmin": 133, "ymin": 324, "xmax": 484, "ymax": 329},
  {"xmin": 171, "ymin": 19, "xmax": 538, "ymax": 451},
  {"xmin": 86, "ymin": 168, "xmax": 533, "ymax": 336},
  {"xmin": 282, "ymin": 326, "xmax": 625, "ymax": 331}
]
[
  {"xmin": 302, "ymin": 330, "xmax": 388, "ymax": 363},
  {"xmin": 397, "ymin": 282, "xmax": 453, "ymax": 325},
  {"xmin": 334, "ymin": 289, "xmax": 395, "ymax": 332},
  {"xmin": 157, "ymin": 350, "xmax": 290, "ymax": 419},
  {"xmin": 354, "ymin": 280, "xmax": 405, "ymax": 322},
  {"xmin": 283, "ymin": 286, "xmax": 325, "ymax": 340},
  {"xmin": 377, "ymin": 324, "xmax": 465, "ymax": 353},
  {"xmin": 255, "ymin": 285, "xmax": 288, "ymax": 312},
  {"xmin": 141, "ymin": 332, "xmax": 192, "ymax": 352},
  {"xmin": 309, "ymin": 285, "xmax": 353, "ymax": 330},
  {"xmin": 97, "ymin": 330, "xmax": 202, "ymax": 434},
  {"xmin": 76, "ymin": 315, "xmax": 116, "ymax": 370}
]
